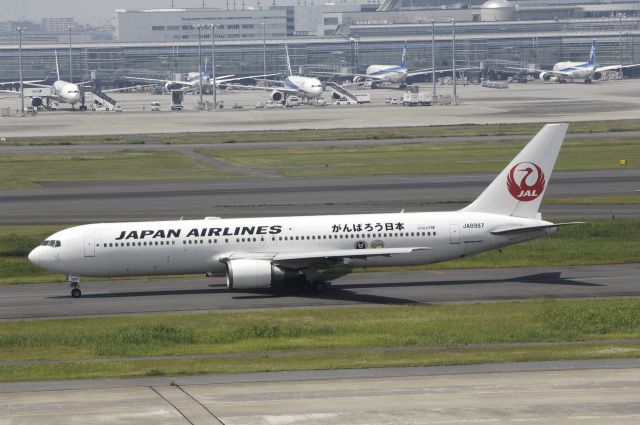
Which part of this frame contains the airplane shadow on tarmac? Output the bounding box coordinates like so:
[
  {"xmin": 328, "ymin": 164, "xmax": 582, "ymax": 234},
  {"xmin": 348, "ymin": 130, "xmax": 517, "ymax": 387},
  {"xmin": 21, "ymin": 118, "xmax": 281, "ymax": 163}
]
[{"xmin": 49, "ymin": 271, "xmax": 603, "ymax": 304}]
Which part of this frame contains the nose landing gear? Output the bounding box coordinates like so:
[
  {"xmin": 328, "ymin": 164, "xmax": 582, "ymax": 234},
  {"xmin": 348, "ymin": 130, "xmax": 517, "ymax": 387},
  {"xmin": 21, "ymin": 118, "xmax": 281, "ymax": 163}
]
[{"xmin": 68, "ymin": 275, "xmax": 82, "ymax": 298}]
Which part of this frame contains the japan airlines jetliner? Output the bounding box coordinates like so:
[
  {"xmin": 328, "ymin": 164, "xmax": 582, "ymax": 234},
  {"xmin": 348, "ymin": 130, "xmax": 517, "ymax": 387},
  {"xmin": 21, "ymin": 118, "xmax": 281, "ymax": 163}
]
[
  {"xmin": 1, "ymin": 51, "xmax": 83, "ymax": 109},
  {"xmin": 29, "ymin": 124, "xmax": 579, "ymax": 298},
  {"xmin": 511, "ymin": 40, "xmax": 640, "ymax": 83}
]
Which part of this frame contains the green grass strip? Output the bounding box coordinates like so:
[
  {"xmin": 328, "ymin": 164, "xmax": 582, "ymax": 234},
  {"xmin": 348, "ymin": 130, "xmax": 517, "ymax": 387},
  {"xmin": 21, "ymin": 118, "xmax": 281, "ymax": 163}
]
[
  {"xmin": 2, "ymin": 299, "xmax": 640, "ymax": 381},
  {"xmin": 201, "ymin": 138, "xmax": 638, "ymax": 177}
]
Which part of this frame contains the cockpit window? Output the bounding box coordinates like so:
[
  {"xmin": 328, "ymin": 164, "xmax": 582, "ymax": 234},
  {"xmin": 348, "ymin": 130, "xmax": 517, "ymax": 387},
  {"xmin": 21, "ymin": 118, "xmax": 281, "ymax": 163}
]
[
  {"xmin": 42, "ymin": 240, "xmax": 61, "ymax": 247},
  {"xmin": 41, "ymin": 240, "xmax": 50, "ymax": 246},
  {"xmin": 54, "ymin": 241, "xmax": 61, "ymax": 247}
]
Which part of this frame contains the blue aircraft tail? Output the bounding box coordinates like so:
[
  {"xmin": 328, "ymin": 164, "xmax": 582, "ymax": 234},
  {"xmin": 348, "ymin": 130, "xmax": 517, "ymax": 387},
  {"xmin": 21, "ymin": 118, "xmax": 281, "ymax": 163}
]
[
  {"xmin": 587, "ymin": 39, "xmax": 597, "ymax": 66},
  {"xmin": 400, "ymin": 42, "xmax": 407, "ymax": 69},
  {"xmin": 285, "ymin": 45, "xmax": 293, "ymax": 77}
]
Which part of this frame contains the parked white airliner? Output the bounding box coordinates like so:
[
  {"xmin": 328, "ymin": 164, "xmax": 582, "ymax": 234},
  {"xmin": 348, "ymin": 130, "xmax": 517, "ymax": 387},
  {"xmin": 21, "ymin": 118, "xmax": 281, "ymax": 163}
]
[
  {"xmin": 511, "ymin": 40, "xmax": 640, "ymax": 83},
  {"xmin": 1, "ymin": 51, "xmax": 83, "ymax": 109},
  {"xmin": 229, "ymin": 45, "xmax": 324, "ymax": 102},
  {"xmin": 29, "ymin": 124, "xmax": 578, "ymax": 298}
]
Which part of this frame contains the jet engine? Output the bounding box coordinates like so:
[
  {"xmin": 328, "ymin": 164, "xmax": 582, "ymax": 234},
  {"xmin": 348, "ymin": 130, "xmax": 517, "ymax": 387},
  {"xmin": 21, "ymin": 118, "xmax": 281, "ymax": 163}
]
[
  {"xmin": 31, "ymin": 97, "xmax": 43, "ymax": 108},
  {"xmin": 353, "ymin": 76, "xmax": 366, "ymax": 83},
  {"xmin": 165, "ymin": 82, "xmax": 180, "ymax": 91},
  {"xmin": 592, "ymin": 72, "xmax": 602, "ymax": 80},
  {"xmin": 226, "ymin": 259, "xmax": 293, "ymax": 290},
  {"xmin": 270, "ymin": 90, "xmax": 284, "ymax": 102},
  {"xmin": 539, "ymin": 72, "xmax": 551, "ymax": 82},
  {"xmin": 332, "ymin": 92, "xmax": 342, "ymax": 100}
]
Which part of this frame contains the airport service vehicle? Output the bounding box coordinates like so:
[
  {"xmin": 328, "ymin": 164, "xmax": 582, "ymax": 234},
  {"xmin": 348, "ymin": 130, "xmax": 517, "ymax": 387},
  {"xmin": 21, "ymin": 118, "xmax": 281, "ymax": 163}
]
[
  {"xmin": 335, "ymin": 97, "xmax": 355, "ymax": 105},
  {"xmin": 29, "ymin": 124, "xmax": 579, "ymax": 298},
  {"xmin": 150, "ymin": 102, "xmax": 161, "ymax": 111},
  {"xmin": 509, "ymin": 39, "xmax": 640, "ymax": 83},
  {"xmin": 285, "ymin": 96, "xmax": 300, "ymax": 107},
  {"xmin": 312, "ymin": 98, "xmax": 326, "ymax": 107},
  {"xmin": 170, "ymin": 90, "xmax": 184, "ymax": 111},
  {"xmin": 355, "ymin": 94, "xmax": 370, "ymax": 104},
  {"xmin": 402, "ymin": 92, "xmax": 432, "ymax": 106}
]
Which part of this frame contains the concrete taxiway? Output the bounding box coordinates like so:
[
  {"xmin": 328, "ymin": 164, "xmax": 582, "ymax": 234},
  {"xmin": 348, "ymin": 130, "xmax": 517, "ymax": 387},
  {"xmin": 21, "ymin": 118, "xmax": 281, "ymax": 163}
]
[
  {"xmin": 1, "ymin": 264, "xmax": 638, "ymax": 320},
  {"xmin": 2, "ymin": 79, "xmax": 640, "ymax": 138},
  {"xmin": 2, "ymin": 360, "xmax": 640, "ymax": 424}
]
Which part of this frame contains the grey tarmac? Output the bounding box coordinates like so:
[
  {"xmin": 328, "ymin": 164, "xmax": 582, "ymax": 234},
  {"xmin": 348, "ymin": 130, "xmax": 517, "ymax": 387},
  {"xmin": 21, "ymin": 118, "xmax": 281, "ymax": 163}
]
[
  {"xmin": 3, "ymin": 360, "xmax": 640, "ymax": 424},
  {"xmin": 1, "ymin": 263, "xmax": 638, "ymax": 320},
  {"xmin": 2, "ymin": 169, "xmax": 639, "ymax": 224}
]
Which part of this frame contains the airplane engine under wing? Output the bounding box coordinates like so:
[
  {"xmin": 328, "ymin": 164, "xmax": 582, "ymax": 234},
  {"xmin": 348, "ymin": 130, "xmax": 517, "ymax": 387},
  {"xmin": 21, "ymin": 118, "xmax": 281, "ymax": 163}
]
[
  {"xmin": 353, "ymin": 76, "xmax": 366, "ymax": 83},
  {"xmin": 270, "ymin": 90, "xmax": 284, "ymax": 102},
  {"xmin": 592, "ymin": 72, "xmax": 602, "ymax": 80},
  {"xmin": 332, "ymin": 92, "xmax": 342, "ymax": 100},
  {"xmin": 226, "ymin": 259, "xmax": 290, "ymax": 290},
  {"xmin": 539, "ymin": 72, "xmax": 551, "ymax": 81},
  {"xmin": 165, "ymin": 82, "xmax": 180, "ymax": 91},
  {"xmin": 31, "ymin": 97, "xmax": 43, "ymax": 108}
]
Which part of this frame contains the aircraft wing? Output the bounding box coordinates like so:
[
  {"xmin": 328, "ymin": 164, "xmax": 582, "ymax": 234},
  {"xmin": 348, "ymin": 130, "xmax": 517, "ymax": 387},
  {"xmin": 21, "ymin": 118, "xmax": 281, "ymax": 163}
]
[
  {"xmin": 596, "ymin": 64, "xmax": 640, "ymax": 73},
  {"xmin": 216, "ymin": 73, "xmax": 281, "ymax": 83},
  {"xmin": 490, "ymin": 222, "xmax": 584, "ymax": 236},
  {"xmin": 123, "ymin": 76, "xmax": 194, "ymax": 88},
  {"xmin": 407, "ymin": 66, "xmax": 479, "ymax": 78},
  {"xmin": 225, "ymin": 83, "xmax": 297, "ymax": 95},
  {"xmin": 221, "ymin": 247, "xmax": 430, "ymax": 267}
]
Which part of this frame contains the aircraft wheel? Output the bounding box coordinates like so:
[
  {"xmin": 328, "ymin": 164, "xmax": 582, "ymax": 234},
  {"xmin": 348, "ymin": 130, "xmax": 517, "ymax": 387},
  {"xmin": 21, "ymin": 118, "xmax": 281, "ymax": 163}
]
[
  {"xmin": 71, "ymin": 288, "xmax": 82, "ymax": 298},
  {"xmin": 313, "ymin": 282, "xmax": 326, "ymax": 294}
]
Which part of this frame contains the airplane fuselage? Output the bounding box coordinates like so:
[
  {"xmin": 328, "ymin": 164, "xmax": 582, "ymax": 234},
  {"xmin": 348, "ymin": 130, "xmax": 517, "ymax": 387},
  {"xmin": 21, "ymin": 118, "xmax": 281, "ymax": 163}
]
[
  {"xmin": 51, "ymin": 80, "xmax": 81, "ymax": 105},
  {"xmin": 28, "ymin": 212, "xmax": 551, "ymax": 278},
  {"xmin": 366, "ymin": 65, "xmax": 408, "ymax": 84},
  {"xmin": 551, "ymin": 61, "xmax": 596, "ymax": 80},
  {"xmin": 283, "ymin": 75, "xmax": 323, "ymax": 98}
]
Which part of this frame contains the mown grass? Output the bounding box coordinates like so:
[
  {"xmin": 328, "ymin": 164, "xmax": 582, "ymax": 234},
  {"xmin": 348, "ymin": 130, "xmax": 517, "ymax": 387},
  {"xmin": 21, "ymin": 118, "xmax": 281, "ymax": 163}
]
[
  {"xmin": 2, "ymin": 299, "xmax": 640, "ymax": 381},
  {"xmin": 0, "ymin": 150, "xmax": 241, "ymax": 189},
  {"xmin": 1, "ymin": 219, "xmax": 638, "ymax": 284},
  {"xmin": 201, "ymin": 137, "xmax": 639, "ymax": 177},
  {"xmin": 7, "ymin": 119, "xmax": 640, "ymax": 146},
  {"xmin": 545, "ymin": 195, "xmax": 640, "ymax": 204}
]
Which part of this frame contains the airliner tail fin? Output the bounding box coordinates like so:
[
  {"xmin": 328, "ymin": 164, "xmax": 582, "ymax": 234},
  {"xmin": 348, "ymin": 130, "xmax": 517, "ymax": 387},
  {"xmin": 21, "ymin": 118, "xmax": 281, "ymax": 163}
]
[
  {"xmin": 462, "ymin": 123, "xmax": 569, "ymax": 218},
  {"xmin": 588, "ymin": 39, "xmax": 597, "ymax": 66},
  {"xmin": 54, "ymin": 50, "xmax": 60, "ymax": 80},
  {"xmin": 285, "ymin": 45, "xmax": 293, "ymax": 77}
]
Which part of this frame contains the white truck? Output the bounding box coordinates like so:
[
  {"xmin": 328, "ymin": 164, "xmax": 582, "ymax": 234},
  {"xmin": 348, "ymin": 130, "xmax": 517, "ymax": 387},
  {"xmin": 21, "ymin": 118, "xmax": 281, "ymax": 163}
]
[
  {"xmin": 402, "ymin": 92, "xmax": 432, "ymax": 106},
  {"xmin": 170, "ymin": 90, "xmax": 184, "ymax": 111},
  {"xmin": 355, "ymin": 93, "xmax": 370, "ymax": 104}
]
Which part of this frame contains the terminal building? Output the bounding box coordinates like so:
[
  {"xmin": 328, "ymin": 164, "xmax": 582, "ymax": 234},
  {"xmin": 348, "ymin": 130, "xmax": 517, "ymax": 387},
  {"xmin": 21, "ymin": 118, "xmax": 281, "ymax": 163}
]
[{"xmin": 1, "ymin": 0, "xmax": 639, "ymax": 86}]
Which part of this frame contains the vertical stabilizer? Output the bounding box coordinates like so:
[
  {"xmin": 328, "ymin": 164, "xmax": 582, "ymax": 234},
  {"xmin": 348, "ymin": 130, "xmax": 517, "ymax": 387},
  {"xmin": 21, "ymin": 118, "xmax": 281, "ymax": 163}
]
[
  {"xmin": 285, "ymin": 45, "xmax": 293, "ymax": 77},
  {"xmin": 588, "ymin": 39, "xmax": 597, "ymax": 66},
  {"xmin": 462, "ymin": 123, "xmax": 568, "ymax": 218},
  {"xmin": 54, "ymin": 50, "xmax": 61, "ymax": 80},
  {"xmin": 400, "ymin": 41, "xmax": 408, "ymax": 69}
]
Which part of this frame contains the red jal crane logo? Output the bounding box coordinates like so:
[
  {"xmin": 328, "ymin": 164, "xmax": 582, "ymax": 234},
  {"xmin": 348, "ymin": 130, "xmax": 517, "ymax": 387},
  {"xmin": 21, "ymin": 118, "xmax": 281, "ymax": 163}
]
[{"xmin": 507, "ymin": 162, "xmax": 546, "ymax": 201}]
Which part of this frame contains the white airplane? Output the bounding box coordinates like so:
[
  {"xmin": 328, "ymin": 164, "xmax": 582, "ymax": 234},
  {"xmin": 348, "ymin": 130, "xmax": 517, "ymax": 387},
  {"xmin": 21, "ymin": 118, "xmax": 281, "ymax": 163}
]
[
  {"xmin": 228, "ymin": 45, "xmax": 324, "ymax": 102},
  {"xmin": 124, "ymin": 57, "xmax": 276, "ymax": 92},
  {"xmin": 510, "ymin": 40, "xmax": 640, "ymax": 83},
  {"xmin": 1, "ymin": 51, "xmax": 84, "ymax": 109},
  {"xmin": 29, "ymin": 124, "xmax": 580, "ymax": 298},
  {"xmin": 323, "ymin": 43, "xmax": 475, "ymax": 89}
]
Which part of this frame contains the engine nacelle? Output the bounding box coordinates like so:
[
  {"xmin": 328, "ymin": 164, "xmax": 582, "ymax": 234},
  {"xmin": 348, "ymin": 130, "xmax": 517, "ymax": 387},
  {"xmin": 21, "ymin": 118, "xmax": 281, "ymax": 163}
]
[
  {"xmin": 332, "ymin": 92, "xmax": 342, "ymax": 100},
  {"xmin": 165, "ymin": 82, "xmax": 180, "ymax": 91},
  {"xmin": 270, "ymin": 90, "xmax": 284, "ymax": 102},
  {"xmin": 353, "ymin": 76, "xmax": 366, "ymax": 83},
  {"xmin": 31, "ymin": 97, "xmax": 43, "ymax": 108},
  {"xmin": 539, "ymin": 72, "xmax": 551, "ymax": 82},
  {"xmin": 226, "ymin": 259, "xmax": 292, "ymax": 290},
  {"xmin": 592, "ymin": 72, "xmax": 602, "ymax": 80}
]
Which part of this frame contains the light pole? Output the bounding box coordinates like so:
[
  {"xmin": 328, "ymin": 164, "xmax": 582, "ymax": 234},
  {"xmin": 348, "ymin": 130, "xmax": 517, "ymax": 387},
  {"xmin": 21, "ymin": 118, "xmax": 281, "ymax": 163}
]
[
  {"xmin": 430, "ymin": 19, "xmax": 436, "ymax": 99},
  {"xmin": 68, "ymin": 26, "xmax": 73, "ymax": 82},
  {"xmin": 17, "ymin": 26, "xmax": 25, "ymax": 115},
  {"xmin": 211, "ymin": 24, "xmax": 217, "ymax": 110},
  {"xmin": 450, "ymin": 17, "xmax": 457, "ymax": 105},
  {"xmin": 618, "ymin": 13, "xmax": 625, "ymax": 79},
  {"xmin": 261, "ymin": 22, "xmax": 267, "ymax": 79},
  {"xmin": 193, "ymin": 24, "xmax": 204, "ymax": 107}
]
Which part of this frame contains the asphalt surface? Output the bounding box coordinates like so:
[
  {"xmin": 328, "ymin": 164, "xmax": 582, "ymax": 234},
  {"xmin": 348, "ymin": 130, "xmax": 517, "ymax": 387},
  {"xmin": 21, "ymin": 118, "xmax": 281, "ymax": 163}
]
[
  {"xmin": 2, "ymin": 169, "xmax": 638, "ymax": 224},
  {"xmin": 3, "ymin": 360, "xmax": 640, "ymax": 424},
  {"xmin": 1, "ymin": 264, "xmax": 638, "ymax": 320}
]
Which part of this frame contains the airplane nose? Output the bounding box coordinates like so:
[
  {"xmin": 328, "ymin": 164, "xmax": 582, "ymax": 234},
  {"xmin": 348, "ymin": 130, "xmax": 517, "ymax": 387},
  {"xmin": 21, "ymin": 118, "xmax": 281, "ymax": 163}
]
[{"xmin": 28, "ymin": 248, "xmax": 39, "ymax": 266}]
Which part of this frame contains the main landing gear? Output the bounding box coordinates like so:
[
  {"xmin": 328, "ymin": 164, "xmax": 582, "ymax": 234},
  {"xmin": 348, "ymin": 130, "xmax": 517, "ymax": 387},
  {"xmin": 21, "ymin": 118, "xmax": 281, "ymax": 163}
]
[{"xmin": 68, "ymin": 275, "xmax": 81, "ymax": 298}]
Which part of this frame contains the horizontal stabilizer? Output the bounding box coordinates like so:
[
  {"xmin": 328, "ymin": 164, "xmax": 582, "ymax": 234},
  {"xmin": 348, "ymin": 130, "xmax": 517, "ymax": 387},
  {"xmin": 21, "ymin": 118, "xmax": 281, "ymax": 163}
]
[{"xmin": 490, "ymin": 222, "xmax": 584, "ymax": 236}]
